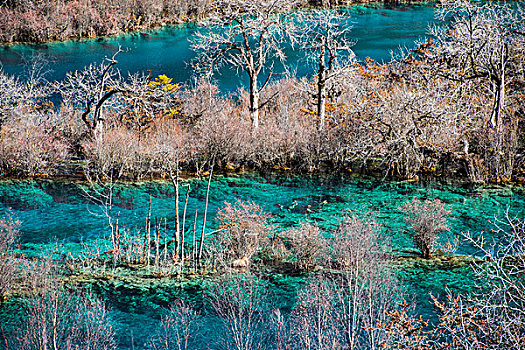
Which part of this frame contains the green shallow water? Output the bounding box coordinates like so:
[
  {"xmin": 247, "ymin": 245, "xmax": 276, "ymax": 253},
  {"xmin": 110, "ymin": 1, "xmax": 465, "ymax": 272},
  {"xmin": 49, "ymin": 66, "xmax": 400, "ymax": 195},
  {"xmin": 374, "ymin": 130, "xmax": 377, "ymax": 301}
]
[{"xmin": 0, "ymin": 174, "xmax": 524, "ymax": 348}]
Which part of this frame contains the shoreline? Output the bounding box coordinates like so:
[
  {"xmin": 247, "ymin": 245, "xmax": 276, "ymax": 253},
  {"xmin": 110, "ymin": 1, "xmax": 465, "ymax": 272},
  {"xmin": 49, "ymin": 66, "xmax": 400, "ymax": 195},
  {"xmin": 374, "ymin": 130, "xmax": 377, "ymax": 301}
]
[
  {"xmin": 1, "ymin": 167, "xmax": 524, "ymax": 190},
  {"xmin": 0, "ymin": 0, "xmax": 436, "ymax": 46}
]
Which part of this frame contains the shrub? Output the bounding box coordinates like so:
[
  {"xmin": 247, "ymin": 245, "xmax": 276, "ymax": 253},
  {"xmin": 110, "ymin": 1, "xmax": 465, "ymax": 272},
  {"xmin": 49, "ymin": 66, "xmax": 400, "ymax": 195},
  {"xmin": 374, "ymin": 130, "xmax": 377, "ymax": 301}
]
[
  {"xmin": 0, "ymin": 212, "xmax": 21, "ymax": 301},
  {"xmin": 190, "ymin": 90, "xmax": 252, "ymax": 168},
  {"xmin": 149, "ymin": 118, "xmax": 196, "ymax": 172},
  {"xmin": 210, "ymin": 200, "xmax": 272, "ymax": 267},
  {"xmin": 16, "ymin": 288, "xmax": 116, "ymax": 350},
  {"xmin": 286, "ymin": 222, "xmax": 325, "ymax": 270},
  {"xmin": 148, "ymin": 300, "xmax": 203, "ymax": 350},
  {"xmin": 82, "ymin": 124, "xmax": 144, "ymax": 178},
  {"xmin": 0, "ymin": 113, "xmax": 70, "ymax": 176},
  {"xmin": 399, "ymin": 198, "xmax": 452, "ymax": 259}
]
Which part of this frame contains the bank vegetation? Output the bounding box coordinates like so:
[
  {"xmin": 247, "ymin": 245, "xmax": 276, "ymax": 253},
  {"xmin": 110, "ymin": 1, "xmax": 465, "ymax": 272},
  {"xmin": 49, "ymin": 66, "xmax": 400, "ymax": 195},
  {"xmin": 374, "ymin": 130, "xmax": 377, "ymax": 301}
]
[
  {"xmin": 0, "ymin": 0, "xmax": 409, "ymax": 44},
  {"xmin": 1, "ymin": 2, "xmax": 524, "ymax": 184}
]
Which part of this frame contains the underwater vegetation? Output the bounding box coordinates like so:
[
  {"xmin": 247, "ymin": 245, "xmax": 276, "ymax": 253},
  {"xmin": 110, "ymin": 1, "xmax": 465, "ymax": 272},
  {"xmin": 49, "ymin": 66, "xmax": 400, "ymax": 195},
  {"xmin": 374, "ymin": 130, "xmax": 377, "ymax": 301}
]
[{"xmin": 0, "ymin": 174, "xmax": 524, "ymax": 349}]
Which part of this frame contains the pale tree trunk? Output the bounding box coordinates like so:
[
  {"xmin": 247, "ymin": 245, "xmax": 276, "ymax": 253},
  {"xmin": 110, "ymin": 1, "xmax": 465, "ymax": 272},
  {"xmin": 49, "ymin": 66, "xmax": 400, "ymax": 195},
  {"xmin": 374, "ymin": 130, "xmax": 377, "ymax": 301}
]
[
  {"xmin": 249, "ymin": 74, "xmax": 260, "ymax": 130},
  {"xmin": 42, "ymin": 315, "xmax": 48, "ymax": 350},
  {"xmin": 174, "ymin": 170, "xmax": 180, "ymax": 261},
  {"xmin": 169, "ymin": 164, "xmax": 180, "ymax": 261},
  {"xmin": 317, "ymin": 42, "xmax": 327, "ymax": 131},
  {"xmin": 349, "ymin": 266, "xmax": 359, "ymax": 349},
  {"xmin": 94, "ymin": 119, "xmax": 104, "ymax": 139},
  {"xmin": 497, "ymin": 57, "xmax": 505, "ymax": 134},
  {"xmin": 491, "ymin": 44, "xmax": 506, "ymax": 132},
  {"xmin": 490, "ymin": 44, "xmax": 508, "ymax": 180},
  {"xmin": 317, "ymin": 88, "xmax": 326, "ymax": 132},
  {"xmin": 491, "ymin": 79, "xmax": 505, "ymax": 130},
  {"xmin": 199, "ymin": 163, "xmax": 213, "ymax": 261},
  {"xmin": 53, "ymin": 297, "xmax": 58, "ymax": 350},
  {"xmin": 181, "ymin": 185, "xmax": 190, "ymax": 261}
]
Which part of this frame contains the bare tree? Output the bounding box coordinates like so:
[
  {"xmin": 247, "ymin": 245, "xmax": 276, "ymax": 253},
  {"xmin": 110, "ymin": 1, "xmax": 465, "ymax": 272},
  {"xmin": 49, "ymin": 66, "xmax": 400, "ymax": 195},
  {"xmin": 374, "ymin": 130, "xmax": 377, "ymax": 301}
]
[
  {"xmin": 0, "ymin": 61, "xmax": 69, "ymax": 176},
  {"xmin": 0, "ymin": 55, "xmax": 51, "ymax": 125},
  {"xmin": 327, "ymin": 214, "xmax": 383, "ymax": 269},
  {"xmin": 426, "ymin": 1, "xmax": 525, "ymax": 181},
  {"xmin": 430, "ymin": 1, "xmax": 525, "ymax": 131},
  {"xmin": 148, "ymin": 300, "xmax": 203, "ymax": 350},
  {"xmin": 290, "ymin": 277, "xmax": 342, "ymax": 350},
  {"xmin": 443, "ymin": 214, "xmax": 525, "ymax": 349},
  {"xmin": 273, "ymin": 215, "xmax": 403, "ymax": 350},
  {"xmin": 327, "ymin": 214, "xmax": 400, "ymax": 349},
  {"xmin": 208, "ymin": 273, "xmax": 272, "ymax": 350},
  {"xmin": 374, "ymin": 213, "xmax": 525, "ymax": 349},
  {"xmin": 16, "ymin": 288, "xmax": 116, "ymax": 350},
  {"xmin": 399, "ymin": 198, "xmax": 452, "ymax": 259},
  {"xmin": 56, "ymin": 50, "xmax": 125, "ymax": 134},
  {"xmin": 299, "ymin": 9, "xmax": 355, "ymax": 131},
  {"xmin": 0, "ymin": 69, "xmax": 25, "ymax": 124},
  {"xmin": 0, "ymin": 212, "xmax": 21, "ymax": 301},
  {"xmin": 191, "ymin": 0, "xmax": 304, "ymax": 129}
]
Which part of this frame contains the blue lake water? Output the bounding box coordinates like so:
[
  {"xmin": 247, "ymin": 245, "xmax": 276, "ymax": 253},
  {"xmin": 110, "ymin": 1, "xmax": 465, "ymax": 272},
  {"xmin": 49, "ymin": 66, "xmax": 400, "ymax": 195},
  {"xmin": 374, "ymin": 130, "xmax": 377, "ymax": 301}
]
[
  {"xmin": 1, "ymin": 175, "xmax": 523, "ymax": 256},
  {"xmin": 0, "ymin": 3, "xmax": 437, "ymax": 92},
  {"xmin": 0, "ymin": 174, "xmax": 524, "ymax": 348}
]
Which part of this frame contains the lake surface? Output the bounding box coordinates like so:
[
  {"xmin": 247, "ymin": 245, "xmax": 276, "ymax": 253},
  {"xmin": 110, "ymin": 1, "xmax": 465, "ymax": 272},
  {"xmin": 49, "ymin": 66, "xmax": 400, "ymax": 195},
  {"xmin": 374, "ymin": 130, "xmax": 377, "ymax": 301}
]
[
  {"xmin": 0, "ymin": 3, "xmax": 437, "ymax": 92},
  {"xmin": 2, "ymin": 175, "xmax": 523, "ymax": 255},
  {"xmin": 0, "ymin": 174, "xmax": 524, "ymax": 348}
]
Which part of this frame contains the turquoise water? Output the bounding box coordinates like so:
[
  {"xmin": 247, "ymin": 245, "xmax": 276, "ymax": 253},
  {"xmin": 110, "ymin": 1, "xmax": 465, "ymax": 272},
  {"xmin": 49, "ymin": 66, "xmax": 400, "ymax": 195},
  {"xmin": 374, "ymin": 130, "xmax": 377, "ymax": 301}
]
[
  {"xmin": 2, "ymin": 175, "xmax": 522, "ymax": 256},
  {"xmin": 0, "ymin": 3, "xmax": 437, "ymax": 92},
  {"xmin": 0, "ymin": 174, "xmax": 523, "ymax": 348}
]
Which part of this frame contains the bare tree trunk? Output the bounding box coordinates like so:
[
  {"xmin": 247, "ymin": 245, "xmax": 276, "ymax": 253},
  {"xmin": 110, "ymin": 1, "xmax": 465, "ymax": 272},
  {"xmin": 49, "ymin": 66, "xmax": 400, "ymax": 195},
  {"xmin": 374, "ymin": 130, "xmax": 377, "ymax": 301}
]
[
  {"xmin": 175, "ymin": 180, "xmax": 180, "ymax": 261},
  {"xmin": 249, "ymin": 74, "xmax": 260, "ymax": 130},
  {"xmin": 42, "ymin": 320, "xmax": 48, "ymax": 350},
  {"xmin": 350, "ymin": 267, "xmax": 359, "ymax": 349},
  {"xmin": 491, "ymin": 44, "xmax": 507, "ymax": 132},
  {"xmin": 52, "ymin": 298, "xmax": 58, "ymax": 350},
  {"xmin": 199, "ymin": 164, "xmax": 213, "ymax": 261},
  {"xmin": 490, "ymin": 61, "xmax": 507, "ymax": 181},
  {"xmin": 170, "ymin": 163, "xmax": 180, "ymax": 262},
  {"xmin": 114, "ymin": 217, "xmax": 120, "ymax": 263},
  {"xmin": 163, "ymin": 219, "xmax": 168, "ymax": 262},
  {"xmin": 181, "ymin": 185, "xmax": 190, "ymax": 261},
  {"xmin": 154, "ymin": 218, "xmax": 160, "ymax": 268},
  {"xmin": 145, "ymin": 196, "xmax": 152, "ymax": 266},
  {"xmin": 317, "ymin": 41, "xmax": 327, "ymax": 131},
  {"xmin": 499, "ymin": 62, "xmax": 505, "ymax": 134},
  {"xmin": 192, "ymin": 209, "xmax": 198, "ymax": 264}
]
